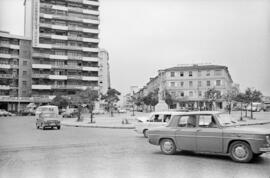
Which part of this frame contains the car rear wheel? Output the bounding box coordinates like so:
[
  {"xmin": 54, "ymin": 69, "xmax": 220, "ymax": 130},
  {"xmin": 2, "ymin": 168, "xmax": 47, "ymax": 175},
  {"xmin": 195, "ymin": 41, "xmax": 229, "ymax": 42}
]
[
  {"xmin": 143, "ymin": 129, "xmax": 149, "ymax": 138},
  {"xmin": 229, "ymin": 141, "xmax": 253, "ymax": 163},
  {"xmin": 160, "ymin": 139, "xmax": 176, "ymax": 155}
]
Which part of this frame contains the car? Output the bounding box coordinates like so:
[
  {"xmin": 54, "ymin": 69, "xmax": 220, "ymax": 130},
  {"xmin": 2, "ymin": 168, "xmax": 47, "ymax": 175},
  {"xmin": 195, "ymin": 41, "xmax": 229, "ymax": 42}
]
[
  {"xmin": 35, "ymin": 105, "xmax": 59, "ymax": 116},
  {"xmin": 61, "ymin": 108, "xmax": 78, "ymax": 118},
  {"xmin": 118, "ymin": 109, "xmax": 127, "ymax": 113},
  {"xmin": 0, "ymin": 109, "xmax": 15, "ymax": 117},
  {"xmin": 134, "ymin": 111, "xmax": 180, "ymax": 138},
  {"xmin": 93, "ymin": 109, "xmax": 106, "ymax": 115},
  {"xmin": 246, "ymin": 102, "xmax": 264, "ymax": 112},
  {"xmin": 148, "ymin": 111, "xmax": 270, "ymax": 163},
  {"xmin": 36, "ymin": 112, "xmax": 61, "ymax": 130}
]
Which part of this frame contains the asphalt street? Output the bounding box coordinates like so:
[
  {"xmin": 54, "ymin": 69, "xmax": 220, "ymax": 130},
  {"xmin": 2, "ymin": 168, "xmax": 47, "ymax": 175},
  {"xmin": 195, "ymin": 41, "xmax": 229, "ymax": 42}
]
[{"xmin": 0, "ymin": 114, "xmax": 270, "ymax": 178}]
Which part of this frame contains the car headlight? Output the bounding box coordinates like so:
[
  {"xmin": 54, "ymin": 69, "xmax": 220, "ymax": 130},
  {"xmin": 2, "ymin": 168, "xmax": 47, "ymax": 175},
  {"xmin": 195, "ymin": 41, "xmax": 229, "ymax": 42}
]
[{"xmin": 266, "ymin": 136, "xmax": 270, "ymax": 144}]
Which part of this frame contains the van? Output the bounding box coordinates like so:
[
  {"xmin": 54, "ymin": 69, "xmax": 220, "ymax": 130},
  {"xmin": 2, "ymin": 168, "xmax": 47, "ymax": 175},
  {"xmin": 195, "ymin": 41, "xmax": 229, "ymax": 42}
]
[{"xmin": 35, "ymin": 105, "xmax": 59, "ymax": 116}]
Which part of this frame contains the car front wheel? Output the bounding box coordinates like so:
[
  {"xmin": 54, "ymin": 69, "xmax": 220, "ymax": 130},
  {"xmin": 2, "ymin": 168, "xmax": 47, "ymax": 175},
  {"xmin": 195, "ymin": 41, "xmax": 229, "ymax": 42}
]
[
  {"xmin": 229, "ymin": 141, "xmax": 253, "ymax": 163},
  {"xmin": 160, "ymin": 139, "xmax": 176, "ymax": 155}
]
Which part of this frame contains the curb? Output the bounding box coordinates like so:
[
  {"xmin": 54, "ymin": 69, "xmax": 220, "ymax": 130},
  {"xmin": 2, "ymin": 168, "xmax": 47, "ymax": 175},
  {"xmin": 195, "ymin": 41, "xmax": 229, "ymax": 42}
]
[{"xmin": 61, "ymin": 123, "xmax": 135, "ymax": 129}]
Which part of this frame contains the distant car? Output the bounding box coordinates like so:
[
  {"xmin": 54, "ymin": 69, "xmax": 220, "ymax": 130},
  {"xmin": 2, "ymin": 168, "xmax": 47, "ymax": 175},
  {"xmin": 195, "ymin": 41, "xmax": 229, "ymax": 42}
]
[
  {"xmin": 118, "ymin": 109, "xmax": 127, "ymax": 113},
  {"xmin": 246, "ymin": 102, "xmax": 264, "ymax": 112},
  {"xmin": 148, "ymin": 111, "xmax": 270, "ymax": 163},
  {"xmin": 36, "ymin": 112, "xmax": 61, "ymax": 130},
  {"xmin": 0, "ymin": 109, "xmax": 15, "ymax": 117},
  {"xmin": 61, "ymin": 108, "xmax": 78, "ymax": 118},
  {"xmin": 93, "ymin": 109, "xmax": 106, "ymax": 115},
  {"xmin": 35, "ymin": 105, "xmax": 59, "ymax": 116},
  {"xmin": 134, "ymin": 111, "xmax": 180, "ymax": 138}
]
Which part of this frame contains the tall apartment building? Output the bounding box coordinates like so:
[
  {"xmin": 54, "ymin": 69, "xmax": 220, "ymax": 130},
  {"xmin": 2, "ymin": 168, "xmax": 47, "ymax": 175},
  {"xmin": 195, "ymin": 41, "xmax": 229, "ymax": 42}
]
[
  {"xmin": 140, "ymin": 64, "xmax": 238, "ymax": 110},
  {"xmin": 0, "ymin": 31, "xmax": 32, "ymax": 111},
  {"xmin": 98, "ymin": 49, "xmax": 110, "ymax": 95},
  {"xmin": 24, "ymin": 0, "xmax": 100, "ymax": 97}
]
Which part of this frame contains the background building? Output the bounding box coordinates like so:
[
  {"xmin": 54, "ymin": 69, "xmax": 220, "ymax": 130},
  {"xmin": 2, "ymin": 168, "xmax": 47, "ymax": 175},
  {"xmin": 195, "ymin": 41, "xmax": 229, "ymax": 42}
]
[
  {"xmin": 138, "ymin": 64, "xmax": 238, "ymax": 110},
  {"xmin": 0, "ymin": 31, "xmax": 32, "ymax": 112},
  {"xmin": 24, "ymin": 0, "xmax": 100, "ymax": 98}
]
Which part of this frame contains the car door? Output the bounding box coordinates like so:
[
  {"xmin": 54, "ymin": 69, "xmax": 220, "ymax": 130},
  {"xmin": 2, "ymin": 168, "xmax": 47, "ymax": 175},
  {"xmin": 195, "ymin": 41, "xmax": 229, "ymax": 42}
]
[
  {"xmin": 196, "ymin": 114, "xmax": 223, "ymax": 153},
  {"xmin": 175, "ymin": 115, "xmax": 197, "ymax": 151}
]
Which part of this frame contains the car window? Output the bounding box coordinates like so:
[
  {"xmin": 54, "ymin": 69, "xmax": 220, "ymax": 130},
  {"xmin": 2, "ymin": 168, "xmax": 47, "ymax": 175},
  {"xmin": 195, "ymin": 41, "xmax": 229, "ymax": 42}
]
[
  {"xmin": 153, "ymin": 114, "xmax": 163, "ymax": 122},
  {"xmin": 198, "ymin": 115, "xmax": 217, "ymax": 128},
  {"xmin": 178, "ymin": 115, "xmax": 196, "ymax": 128},
  {"xmin": 164, "ymin": 115, "xmax": 171, "ymax": 122}
]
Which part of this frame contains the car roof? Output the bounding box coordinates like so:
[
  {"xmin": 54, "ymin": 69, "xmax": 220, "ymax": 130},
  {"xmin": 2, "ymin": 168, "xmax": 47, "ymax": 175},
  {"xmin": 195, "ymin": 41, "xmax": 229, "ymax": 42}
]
[
  {"xmin": 151, "ymin": 111, "xmax": 222, "ymax": 115},
  {"xmin": 37, "ymin": 105, "xmax": 58, "ymax": 108}
]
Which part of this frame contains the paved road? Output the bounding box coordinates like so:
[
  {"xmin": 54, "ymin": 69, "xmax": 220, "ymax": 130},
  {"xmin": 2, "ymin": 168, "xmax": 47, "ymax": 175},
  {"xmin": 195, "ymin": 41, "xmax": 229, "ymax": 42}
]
[{"xmin": 0, "ymin": 116, "xmax": 270, "ymax": 178}]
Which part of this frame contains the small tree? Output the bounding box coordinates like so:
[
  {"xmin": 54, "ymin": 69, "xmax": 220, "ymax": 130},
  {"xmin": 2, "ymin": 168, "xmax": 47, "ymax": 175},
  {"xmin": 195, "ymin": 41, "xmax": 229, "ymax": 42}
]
[
  {"xmin": 205, "ymin": 88, "xmax": 222, "ymax": 110},
  {"xmin": 70, "ymin": 88, "xmax": 99, "ymax": 122},
  {"xmin": 223, "ymin": 88, "xmax": 238, "ymax": 114},
  {"xmin": 243, "ymin": 88, "xmax": 262, "ymax": 119},
  {"xmin": 164, "ymin": 90, "xmax": 174, "ymax": 108},
  {"xmin": 234, "ymin": 92, "xmax": 246, "ymax": 120},
  {"xmin": 101, "ymin": 88, "xmax": 121, "ymax": 117}
]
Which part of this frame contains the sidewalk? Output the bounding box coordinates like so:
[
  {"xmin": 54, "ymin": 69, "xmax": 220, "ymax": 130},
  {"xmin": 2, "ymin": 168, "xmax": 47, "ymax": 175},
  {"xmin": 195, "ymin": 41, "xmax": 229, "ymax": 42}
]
[
  {"xmin": 61, "ymin": 112, "xmax": 146, "ymax": 129},
  {"xmin": 61, "ymin": 111, "xmax": 270, "ymax": 129}
]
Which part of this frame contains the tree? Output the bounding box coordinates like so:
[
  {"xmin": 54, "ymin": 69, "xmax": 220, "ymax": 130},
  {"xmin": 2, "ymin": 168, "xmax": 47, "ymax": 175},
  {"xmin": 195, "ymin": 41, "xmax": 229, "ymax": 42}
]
[
  {"xmin": 101, "ymin": 88, "xmax": 121, "ymax": 117},
  {"xmin": 70, "ymin": 88, "xmax": 99, "ymax": 122},
  {"xmin": 50, "ymin": 95, "xmax": 69, "ymax": 109},
  {"xmin": 205, "ymin": 88, "xmax": 222, "ymax": 110},
  {"xmin": 243, "ymin": 88, "xmax": 262, "ymax": 119},
  {"xmin": 223, "ymin": 88, "xmax": 238, "ymax": 114},
  {"xmin": 164, "ymin": 90, "xmax": 174, "ymax": 108},
  {"xmin": 234, "ymin": 92, "xmax": 246, "ymax": 120}
]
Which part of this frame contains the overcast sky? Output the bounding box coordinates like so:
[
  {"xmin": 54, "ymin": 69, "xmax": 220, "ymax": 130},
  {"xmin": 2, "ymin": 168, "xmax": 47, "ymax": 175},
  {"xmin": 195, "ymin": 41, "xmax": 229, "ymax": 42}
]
[{"xmin": 0, "ymin": 0, "xmax": 270, "ymax": 96}]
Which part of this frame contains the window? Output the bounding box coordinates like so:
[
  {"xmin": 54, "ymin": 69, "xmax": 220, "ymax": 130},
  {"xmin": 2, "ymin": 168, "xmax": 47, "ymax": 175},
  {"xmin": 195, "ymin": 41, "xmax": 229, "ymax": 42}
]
[
  {"xmin": 189, "ymin": 81, "xmax": 193, "ymax": 87},
  {"xmin": 216, "ymin": 80, "xmax": 221, "ymax": 86},
  {"xmin": 180, "ymin": 92, "xmax": 184, "ymax": 97},
  {"xmin": 23, "ymin": 71, "xmax": 27, "ymax": 76},
  {"xmin": 23, "ymin": 61, "xmax": 27, "ymax": 66},
  {"xmin": 189, "ymin": 91, "xmax": 193, "ymax": 97},
  {"xmin": 170, "ymin": 82, "xmax": 175, "ymax": 87},
  {"xmin": 206, "ymin": 70, "xmax": 210, "ymax": 76},
  {"xmin": 180, "ymin": 72, "xmax": 184, "ymax": 77},
  {"xmin": 189, "ymin": 71, "xmax": 192, "ymax": 77},
  {"xmin": 214, "ymin": 70, "xmax": 222, "ymax": 76},
  {"xmin": 180, "ymin": 82, "xmax": 184, "ymax": 87},
  {"xmin": 170, "ymin": 72, "xmax": 175, "ymax": 77},
  {"xmin": 198, "ymin": 81, "xmax": 202, "ymax": 87},
  {"xmin": 177, "ymin": 115, "xmax": 196, "ymax": 128},
  {"xmin": 198, "ymin": 70, "xmax": 201, "ymax": 77},
  {"xmin": 151, "ymin": 114, "xmax": 163, "ymax": 122},
  {"xmin": 207, "ymin": 81, "xmax": 211, "ymax": 86},
  {"xmin": 198, "ymin": 115, "xmax": 217, "ymax": 128}
]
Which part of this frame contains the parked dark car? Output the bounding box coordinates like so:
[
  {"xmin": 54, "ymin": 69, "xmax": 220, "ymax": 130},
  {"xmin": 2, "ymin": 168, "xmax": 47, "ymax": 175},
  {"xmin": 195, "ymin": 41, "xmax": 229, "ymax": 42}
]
[{"xmin": 148, "ymin": 111, "xmax": 270, "ymax": 163}]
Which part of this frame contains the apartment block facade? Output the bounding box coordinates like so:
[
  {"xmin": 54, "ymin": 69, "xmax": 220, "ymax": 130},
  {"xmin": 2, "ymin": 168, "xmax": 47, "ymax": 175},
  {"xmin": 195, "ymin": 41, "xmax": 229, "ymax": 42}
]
[
  {"xmin": 0, "ymin": 31, "xmax": 32, "ymax": 111},
  {"xmin": 140, "ymin": 64, "xmax": 238, "ymax": 110},
  {"xmin": 24, "ymin": 0, "xmax": 100, "ymax": 97}
]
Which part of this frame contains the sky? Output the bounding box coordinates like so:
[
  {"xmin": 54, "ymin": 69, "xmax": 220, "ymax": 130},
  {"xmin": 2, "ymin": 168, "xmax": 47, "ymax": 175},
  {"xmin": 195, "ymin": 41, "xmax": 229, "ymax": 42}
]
[{"xmin": 0, "ymin": 0, "xmax": 270, "ymax": 96}]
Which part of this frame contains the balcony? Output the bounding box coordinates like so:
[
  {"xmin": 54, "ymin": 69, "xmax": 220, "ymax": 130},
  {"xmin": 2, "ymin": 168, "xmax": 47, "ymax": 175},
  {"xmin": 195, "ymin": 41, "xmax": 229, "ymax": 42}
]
[
  {"xmin": 82, "ymin": 28, "xmax": 99, "ymax": 34},
  {"xmin": 82, "ymin": 76, "xmax": 98, "ymax": 81},
  {"xmin": 83, "ymin": 9, "xmax": 99, "ymax": 15},
  {"xmin": 48, "ymin": 75, "xmax": 68, "ymax": 80},
  {"xmin": 32, "ymin": 85, "xmax": 52, "ymax": 90},
  {"xmin": 68, "ymin": 26, "xmax": 83, "ymax": 32},
  {"xmin": 68, "ymin": 55, "xmax": 82, "ymax": 60},
  {"xmin": 0, "ymin": 74, "xmax": 14, "ymax": 78},
  {"xmin": 82, "ymin": 66, "xmax": 99, "ymax": 71},
  {"xmin": 83, "ymin": 0, "xmax": 99, "ymax": 6},
  {"xmin": 67, "ymin": 75, "xmax": 82, "ymax": 80},
  {"xmin": 52, "ymin": 65, "xmax": 82, "ymax": 70},
  {"xmin": 51, "ymin": 85, "xmax": 66, "ymax": 89},
  {"xmin": 49, "ymin": 55, "xmax": 68, "ymax": 60},
  {"xmin": 40, "ymin": 33, "xmax": 68, "ymax": 40},
  {"xmin": 32, "ymin": 53, "xmax": 50, "ymax": 58},
  {"xmin": 40, "ymin": 23, "xmax": 68, "ymax": 31},
  {"xmin": 32, "ymin": 64, "xmax": 52, "ymax": 69},
  {"xmin": 82, "ymin": 57, "xmax": 99, "ymax": 62},
  {"xmin": 83, "ymin": 19, "xmax": 99, "ymax": 24},
  {"xmin": 32, "ymin": 74, "xmax": 50, "ymax": 78},
  {"xmin": 82, "ymin": 38, "xmax": 99, "ymax": 43},
  {"xmin": 0, "ymin": 42, "xmax": 20, "ymax": 49},
  {"xmin": 82, "ymin": 47, "xmax": 99, "ymax": 52},
  {"xmin": 0, "ymin": 64, "xmax": 11, "ymax": 69},
  {"xmin": 0, "ymin": 85, "xmax": 11, "ymax": 90}
]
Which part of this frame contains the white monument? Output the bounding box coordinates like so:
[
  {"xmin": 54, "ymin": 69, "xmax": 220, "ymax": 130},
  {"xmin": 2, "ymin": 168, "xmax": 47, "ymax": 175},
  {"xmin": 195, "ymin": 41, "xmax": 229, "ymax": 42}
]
[{"xmin": 155, "ymin": 70, "xmax": 168, "ymax": 111}]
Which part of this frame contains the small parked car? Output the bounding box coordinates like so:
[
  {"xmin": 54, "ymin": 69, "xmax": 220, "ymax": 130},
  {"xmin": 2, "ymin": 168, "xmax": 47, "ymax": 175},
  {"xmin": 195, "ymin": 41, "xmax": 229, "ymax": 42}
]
[
  {"xmin": 36, "ymin": 112, "xmax": 61, "ymax": 130},
  {"xmin": 0, "ymin": 109, "xmax": 15, "ymax": 117},
  {"xmin": 148, "ymin": 111, "xmax": 270, "ymax": 163},
  {"xmin": 134, "ymin": 111, "xmax": 180, "ymax": 138}
]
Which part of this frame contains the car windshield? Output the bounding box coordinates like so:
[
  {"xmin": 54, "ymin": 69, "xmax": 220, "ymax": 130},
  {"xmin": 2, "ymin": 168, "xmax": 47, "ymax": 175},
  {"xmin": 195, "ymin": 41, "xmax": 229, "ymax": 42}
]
[
  {"xmin": 215, "ymin": 113, "xmax": 238, "ymax": 126},
  {"xmin": 40, "ymin": 113, "xmax": 57, "ymax": 118}
]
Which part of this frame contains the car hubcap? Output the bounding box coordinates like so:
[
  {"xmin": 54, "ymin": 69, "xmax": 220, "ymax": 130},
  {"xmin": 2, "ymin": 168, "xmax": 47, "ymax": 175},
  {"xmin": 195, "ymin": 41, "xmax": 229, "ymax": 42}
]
[
  {"xmin": 234, "ymin": 145, "xmax": 247, "ymax": 159},
  {"xmin": 163, "ymin": 141, "xmax": 173, "ymax": 152}
]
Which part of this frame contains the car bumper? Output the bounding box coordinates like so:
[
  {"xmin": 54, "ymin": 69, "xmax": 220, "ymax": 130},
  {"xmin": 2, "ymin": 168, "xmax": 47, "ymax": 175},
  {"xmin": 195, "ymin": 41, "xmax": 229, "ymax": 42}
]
[{"xmin": 259, "ymin": 147, "xmax": 270, "ymax": 152}]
